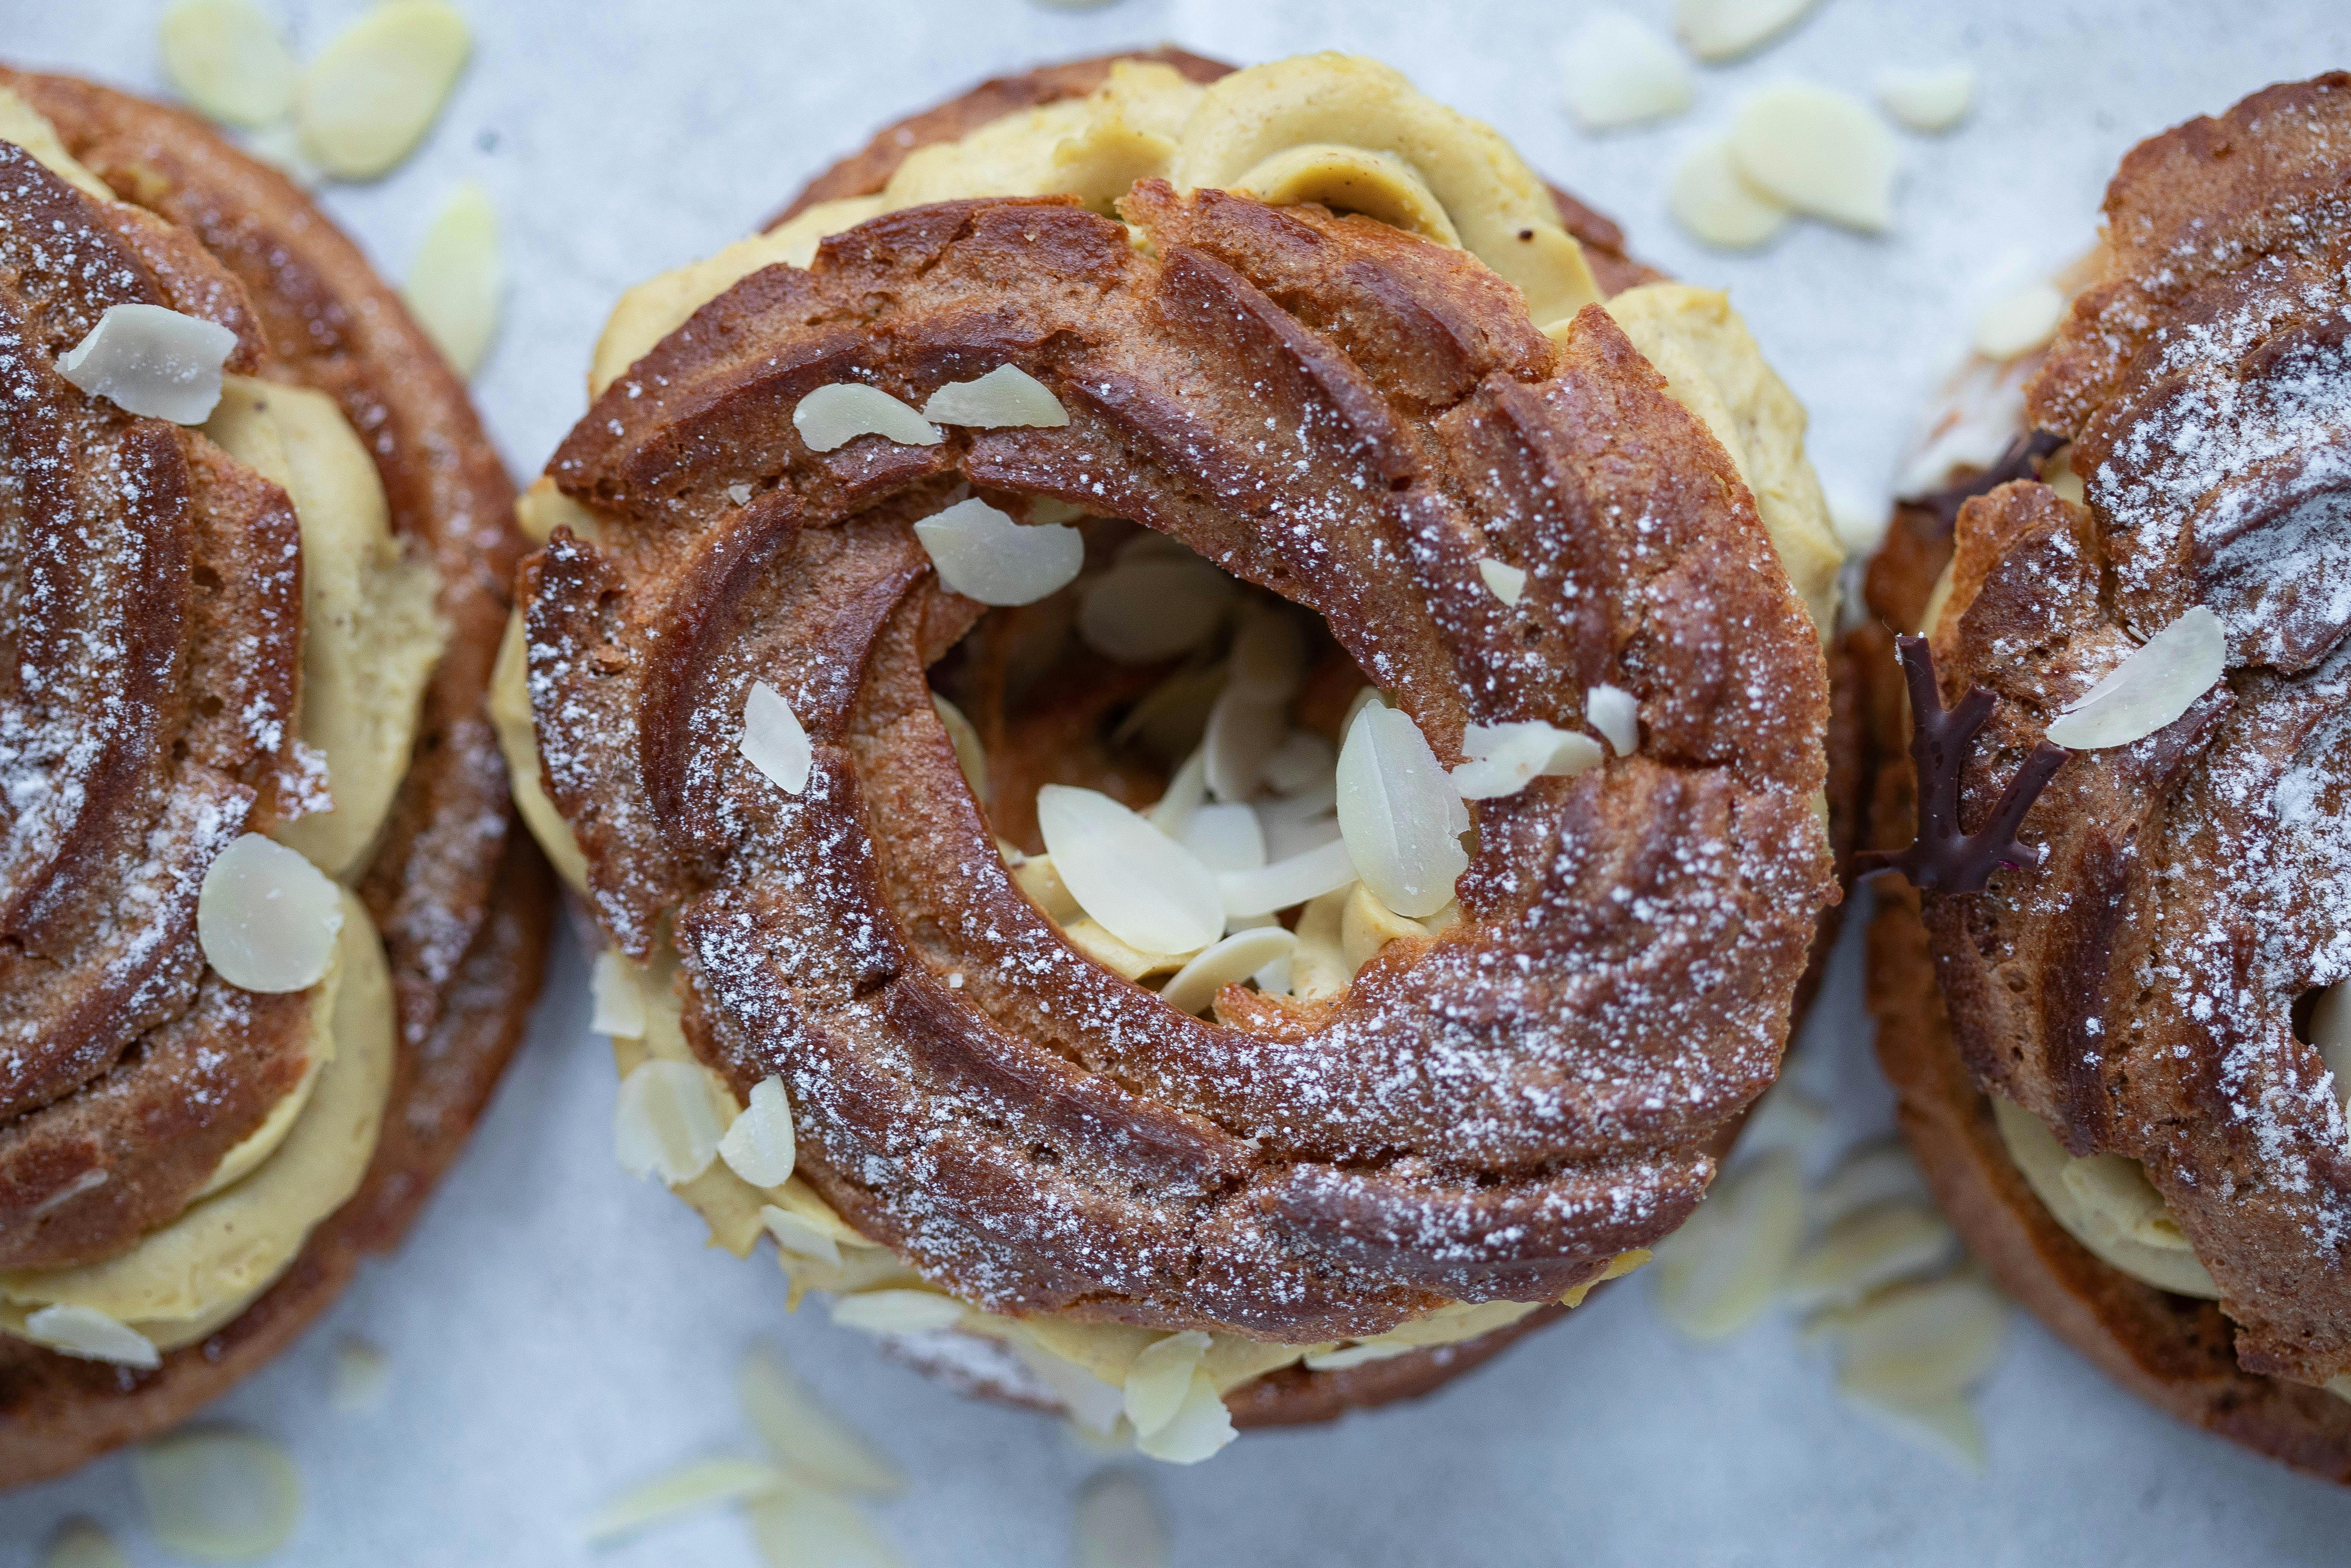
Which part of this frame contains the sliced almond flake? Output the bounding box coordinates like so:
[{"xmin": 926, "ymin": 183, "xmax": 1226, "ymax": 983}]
[
  {"xmin": 738, "ymin": 1344, "xmax": 907, "ymax": 1496},
  {"xmin": 1837, "ymin": 1385, "xmax": 1988, "ymax": 1474},
  {"xmin": 1143, "ymin": 747, "xmax": 1209, "ymax": 838},
  {"xmin": 914, "ymin": 498, "xmax": 1084, "ymax": 606},
  {"xmin": 2044, "ymin": 607, "xmax": 2224, "ymax": 749},
  {"xmin": 728, "ymin": 482, "xmax": 755, "ymax": 507},
  {"xmin": 1073, "ymin": 1471, "xmax": 1171, "ymax": 1568},
  {"xmin": 1303, "ymin": 1340, "xmax": 1418, "ymax": 1371},
  {"xmin": 1477, "ymin": 558, "xmax": 1528, "ymax": 606},
  {"xmin": 41, "ymin": 1518, "xmax": 125, "ymax": 1568},
  {"xmin": 1340, "ymin": 684, "xmax": 1389, "ymax": 736},
  {"xmin": 1257, "ymin": 789, "xmax": 1342, "ymax": 862},
  {"xmin": 1132, "ymin": 1371, "xmax": 1236, "ymax": 1464},
  {"xmin": 296, "ymin": 0, "xmax": 471, "ymax": 181},
  {"xmin": 1815, "ymin": 1274, "xmax": 2009, "ymax": 1400},
  {"xmin": 931, "ymin": 694, "xmax": 989, "ymax": 802},
  {"xmin": 1260, "ymin": 730, "xmax": 1336, "ymax": 799},
  {"xmin": 748, "ymin": 1483, "xmax": 908, "ymax": 1568},
  {"xmin": 1972, "ymin": 280, "xmax": 2065, "ymax": 361},
  {"xmin": 1783, "ymin": 1199, "xmax": 1957, "ymax": 1309},
  {"xmin": 1225, "ymin": 606, "xmax": 1306, "ymax": 703},
  {"xmin": 614, "ymin": 1059, "xmax": 729, "ymax": 1185},
  {"xmin": 1179, "ymin": 801, "xmax": 1266, "ymax": 874},
  {"xmin": 1013, "ymin": 1342, "xmax": 1128, "ymax": 1434},
  {"xmin": 134, "ymin": 1429, "xmax": 302, "ymax": 1562},
  {"xmin": 1810, "ymin": 1138, "xmax": 1928, "ymax": 1228},
  {"xmin": 1062, "ymin": 919, "xmax": 1198, "ymax": 982},
  {"xmin": 1340, "ymin": 884, "xmax": 1427, "ymax": 976},
  {"xmin": 1728, "ymin": 83, "xmax": 1898, "ymax": 233},
  {"xmin": 919, "ymin": 364, "xmax": 1069, "ymax": 428},
  {"xmin": 196, "ymin": 833, "xmax": 343, "ymax": 993},
  {"xmin": 1011, "ymin": 852, "xmax": 1085, "ymax": 924},
  {"xmin": 1160, "ymin": 927, "xmax": 1297, "ymax": 1015},
  {"xmin": 740, "ymin": 680, "xmax": 813, "ymax": 794},
  {"xmin": 1650, "ymin": 1151, "xmax": 1804, "ymax": 1339},
  {"xmin": 1219, "ymin": 837, "xmax": 1358, "ymax": 919},
  {"xmin": 584, "ymin": 1457, "xmax": 784, "ymax": 1544},
  {"xmin": 590, "ymin": 949, "xmax": 647, "ymax": 1039},
  {"xmin": 761, "ymin": 1205, "xmax": 843, "ymax": 1266},
  {"xmin": 829, "ymin": 1290, "xmax": 966, "ymax": 1335},
  {"xmin": 402, "ymin": 182, "xmax": 500, "ymax": 378},
  {"xmin": 1037, "ymin": 784, "xmax": 1225, "ymax": 954},
  {"xmin": 24, "ymin": 1304, "xmax": 159, "ymax": 1369},
  {"xmin": 57, "ymin": 303, "xmax": 238, "ymax": 425},
  {"xmin": 1668, "ymin": 138, "xmax": 1793, "ymax": 251},
  {"xmin": 1288, "ymin": 885, "xmax": 1354, "ymax": 1002},
  {"xmin": 1585, "ymin": 684, "xmax": 1641, "ymax": 756},
  {"xmin": 1203, "ymin": 684, "xmax": 1288, "ymax": 803},
  {"xmin": 1337, "ymin": 703, "xmax": 1469, "ymax": 918},
  {"xmin": 1876, "ymin": 64, "xmax": 1976, "ymax": 133},
  {"xmin": 1563, "ymin": 10, "xmax": 1693, "ymax": 130},
  {"xmin": 159, "ymin": 0, "xmax": 295, "ymax": 126},
  {"xmin": 1676, "ymin": 0, "xmax": 1821, "ymax": 60},
  {"xmin": 1123, "ymin": 1331, "xmax": 1211, "ymax": 1436},
  {"xmin": 792, "ymin": 382, "xmax": 940, "ymax": 452},
  {"xmin": 1452, "ymin": 720, "xmax": 1605, "ymax": 800},
  {"xmin": 718, "ymin": 1076, "xmax": 798, "ymax": 1188},
  {"xmin": 327, "ymin": 1336, "xmax": 391, "ymax": 1414},
  {"xmin": 1079, "ymin": 559, "xmax": 1234, "ymax": 663}
]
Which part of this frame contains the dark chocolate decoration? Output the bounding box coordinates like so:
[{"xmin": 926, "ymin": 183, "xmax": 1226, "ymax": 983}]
[
  {"xmin": 1858, "ymin": 634, "xmax": 2069, "ymax": 892},
  {"xmin": 1909, "ymin": 430, "xmax": 2066, "ymax": 533}
]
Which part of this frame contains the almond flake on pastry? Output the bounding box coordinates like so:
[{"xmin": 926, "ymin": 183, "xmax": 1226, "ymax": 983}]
[
  {"xmin": 1584, "ymin": 683, "xmax": 1642, "ymax": 756},
  {"xmin": 1037, "ymin": 784, "xmax": 1225, "ymax": 954},
  {"xmin": 1336, "ymin": 702, "xmax": 1468, "ymax": 919},
  {"xmin": 913, "ymin": 497, "xmax": 1083, "ymax": 605},
  {"xmin": 1451, "ymin": 720, "xmax": 1604, "ymax": 800},
  {"xmin": 613, "ymin": 1060, "xmax": 730, "ymax": 1185},
  {"xmin": 717, "ymin": 1077, "xmax": 799, "ymax": 1188},
  {"xmin": 56, "ymin": 303, "xmax": 237, "ymax": 425},
  {"xmin": 739, "ymin": 681, "xmax": 813, "ymax": 795},
  {"xmin": 1123, "ymin": 1330, "xmax": 1212, "ymax": 1435},
  {"xmin": 759, "ymin": 1206, "xmax": 843, "ymax": 1266},
  {"xmin": 1078, "ymin": 556, "xmax": 1234, "ymax": 663},
  {"xmin": 919, "ymin": 365, "xmax": 1069, "ymax": 428},
  {"xmin": 22, "ymin": 1305, "xmax": 159, "ymax": 1370},
  {"xmin": 2042, "ymin": 606, "xmax": 2224, "ymax": 749},
  {"xmin": 1159, "ymin": 928, "xmax": 1298, "ymax": 1015},
  {"xmin": 1476, "ymin": 558, "xmax": 1528, "ymax": 605},
  {"xmin": 828, "ymin": 1290, "xmax": 966, "ymax": 1335},
  {"xmin": 1131, "ymin": 1371, "xmax": 1236, "ymax": 1464},
  {"xmin": 792, "ymin": 382, "xmax": 941, "ymax": 452},
  {"xmin": 590, "ymin": 950, "xmax": 649, "ymax": 1039},
  {"xmin": 196, "ymin": 834, "xmax": 344, "ymax": 993}
]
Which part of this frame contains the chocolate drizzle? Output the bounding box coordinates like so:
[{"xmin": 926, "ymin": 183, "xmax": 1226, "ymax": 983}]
[
  {"xmin": 1858, "ymin": 634, "xmax": 2068, "ymax": 892},
  {"xmin": 1910, "ymin": 430, "xmax": 2067, "ymax": 533}
]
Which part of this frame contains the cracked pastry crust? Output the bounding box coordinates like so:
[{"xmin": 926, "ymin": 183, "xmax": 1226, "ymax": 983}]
[
  {"xmin": 0, "ymin": 70, "xmax": 551, "ymax": 1486},
  {"xmin": 1859, "ymin": 73, "xmax": 2351, "ymax": 1480},
  {"xmin": 521, "ymin": 48, "xmax": 1837, "ymax": 1430}
]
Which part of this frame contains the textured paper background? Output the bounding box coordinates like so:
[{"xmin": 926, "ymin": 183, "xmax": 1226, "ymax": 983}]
[{"xmin": 6, "ymin": 2, "xmax": 2351, "ymax": 1562}]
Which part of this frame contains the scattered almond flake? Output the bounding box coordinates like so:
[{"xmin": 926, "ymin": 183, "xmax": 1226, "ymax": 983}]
[
  {"xmin": 718, "ymin": 1076, "xmax": 798, "ymax": 1188},
  {"xmin": 1122, "ymin": 1331, "xmax": 1211, "ymax": 1436},
  {"xmin": 590, "ymin": 949, "xmax": 649, "ymax": 1039},
  {"xmin": 913, "ymin": 497, "xmax": 1083, "ymax": 606},
  {"xmin": 2043, "ymin": 606, "xmax": 2224, "ymax": 748},
  {"xmin": 1971, "ymin": 279, "xmax": 2065, "ymax": 361},
  {"xmin": 1078, "ymin": 559, "xmax": 1234, "ymax": 663},
  {"xmin": 829, "ymin": 1290, "xmax": 965, "ymax": 1335},
  {"xmin": 1728, "ymin": 83, "xmax": 1898, "ymax": 233},
  {"xmin": 1159, "ymin": 928, "xmax": 1297, "ymax": 1015},
  {"xmin": 1340, "ymin": 884, "xmax": 1429, "ymax": 976},
  {"xmin": 1876, "ymin": 64, "xmax": 1976, "ymax": 133},
  {"xmin": 1451, "ymin": 720, "xmax": 1605, "ymax": 800},
  {"xmin": 1585, "ymin": 684, "xmax": 1641, "ymax": 756},
  {"xmin": 1476, "ymin": 558, "xmax": 1527, "ymax": 606},
  {"xmin": 56, "ymin": 303, "xmax": 237, "ymax": 424},
  {"xmin": 1667, "ymin": 137, "xmax": 1793, "ymax": 251},
  {"xmin": 327, "ymin": 1337, "xmax": 391, "ymax": 1414},
  {"xmin": 1336, "ymin": 703, "xmax": 1469, "ymax": 919},
  {"xmin": 1012, "ymin": 1342, "xmax": 1128, "ymax": 1434},
  {"xmin": 1302, "ymin": 1340, "xmax": 1416, "ymax": 1371},
  {"xmin": 1287, "ymin": 885, "xmax": 1354, "ymax": 1001},
  {"xmin": 159, "ymin": 0, "xmax": 295, "ymax": 125},
  {"xmin": 1072, "ymin": 1471, "xmax": 1171, "ymax": 1568},
  {"xmin": 931, "ymin": 693, "xmax": 989, "ymax": 802},
  {"xmin": 1037, "ymin": 784, "xmax": 1225, "ymax": 954},
  {"xmin": 1132, "ymin": 1372, "xmax": 1235, "ymax": 1464},
  {"xmin": 727, "ymin": 482, "xmax": 755, "ymax": 506},
  {"xmin": 402, "ymin": 182, "xmax": 501, "ymax": 378},
  {"xmin": 739, "ymin": 680, "xmax": 813, "ymax": 794},
  {"xmin": 584, "ymin": 1457, "xmax": 784, "ymax": 1544},
  {"xmin": 739, "ymin": 1344, "xmax": 907, "ymax": 1496},
  {"xmin": 23, "ymin": 1304, "xmax": 159, "ymax": 1369},
  {"xmin": 196, "ymin": 834, "xmax": 343, "ymax": 993},
  {"xmin": 42, "ymin": 1518, "xmax": 125, "ymax": 1568},
  {"xmin": 792, "ymin": 382, "xmax": 941, "ymax": 452},
  {"xmin": 748, "ymin": 1481, "xmax": 907, "ymax": 1568},
  {"xmin": 1650, "ymin": 1151, "xmax": 1803, "ymax": 1339},
  {"xmin": 1562, "ymin": 10, "xmax": 1693, "ymax": 130},
  {"xmin": 1218, "ymin": 838, "xmax": 1358, "ymax": 920},
  {"xmin": 1810, "ymin": 1139, "xmax": 1929, "ymax": 1228},
  {"xmin": 1179, "ymin": 801, "xmax": 1266, "ymax": 873},
  {"xmin": 295, "ymin": 0, "xmax": 471, "ymax": 181},
  {"xmin": 1063, "ymin": 919, "xmax": 1197, "ymax": 982},
  {"xmin": 613, "ymin": 1059, "xmax": 729, "ymax": 1185},
  {"xmin": 134, "ymin": 1429, "xmax": 302, "ymax": 1562},
  {"xmin": 760, "ymin": 1205, "xmax": 843, "ymax": 1266},
  {"xmin": 1260, "ymin": 729, "xmax": 1336, "ymax": 797},
  {"xmin": 1783, "ymin": 1200, "xmax": 1958, "ymax": 1309},
  {"xmin": 1225, "ymin": 606, "xmax": 1307, "ymax": 703},
  {"xmin": 1010, "ymin": 851, "xmax": 1085, "ymax": 924},
  {"xmin": 1143, "ymin": 747, "xmax": 1209, "ymax": 837},
  {"xmin": 919, "ymin": 364, "xmax": 1069, "ymax": 428},
  {"xmin": 1837, "ymin": 1386, "xmax": 1988, "ymax": 1474},
  {"xmin": 1202, "ymin": 683, "xmax": 1288, "ymax": 803},
  {"xmin": 1676, "ymin": 0, "xmax": 1820, "ymax": 59},
  {"xmin": 1814, "ymin": 1274, "xmax": 2010, "ymax": 1401}
]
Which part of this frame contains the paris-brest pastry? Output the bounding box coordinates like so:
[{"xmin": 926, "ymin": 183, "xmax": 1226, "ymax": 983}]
[
  {"xmin": 502, "ymin": 50, "xmax": 1846, "ymax": 1455},
  {"xmin": 1861, "ymin": 72, "xmax": 2351, "ymax": 1481},
  {"xmin": 0, "ymin": 71, "xmax": 549, "ymax": 1483}
]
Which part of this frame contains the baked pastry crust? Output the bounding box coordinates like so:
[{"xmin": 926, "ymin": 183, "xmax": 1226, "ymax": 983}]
[
  {"xmin": 0, "ymin": 70, "xmax": 551, "ymax": 1486},
  {"xmin": 1860, "ymin": 73, "xmax": 2351, "ymax": 1476}
]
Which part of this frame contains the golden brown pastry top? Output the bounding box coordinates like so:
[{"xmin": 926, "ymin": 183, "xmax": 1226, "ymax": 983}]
[
  {"xmin": 525, "ymin": 181, "xmax": 1834, "ymax": 1342},
  {"xmin": 1922, "ymin": 74, "xmax": 2351, "ymax": 1386}
]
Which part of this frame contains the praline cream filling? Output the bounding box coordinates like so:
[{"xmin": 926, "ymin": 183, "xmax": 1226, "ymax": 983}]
[{"xmin": 503, "ymin": 51, "xmax": 1843, "ymax": 1424}]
